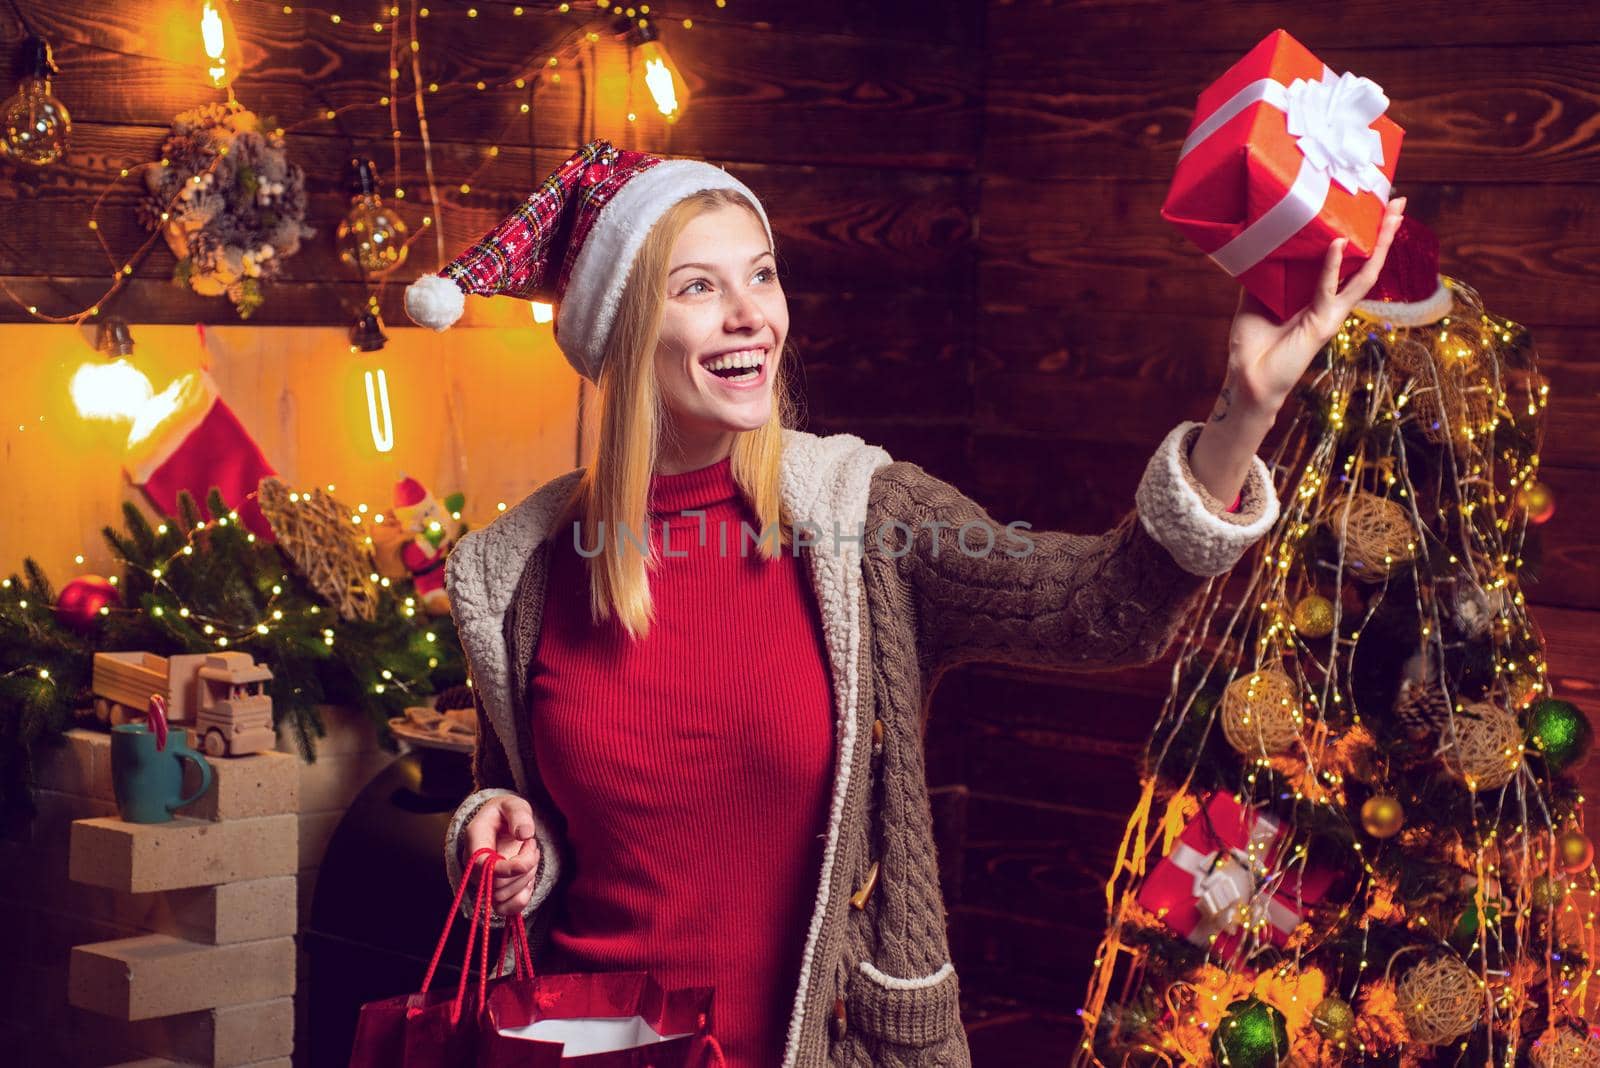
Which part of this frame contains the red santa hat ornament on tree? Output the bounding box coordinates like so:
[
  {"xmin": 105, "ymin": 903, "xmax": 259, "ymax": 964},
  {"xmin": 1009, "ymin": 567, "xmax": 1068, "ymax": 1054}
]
[
  {"xmin": 403, "ymin": 139, "xmax": 773, "ymax": 384},
  {"xmin": 1350, "ymin": 215, "xmax": 1453, "ymax": 327}
]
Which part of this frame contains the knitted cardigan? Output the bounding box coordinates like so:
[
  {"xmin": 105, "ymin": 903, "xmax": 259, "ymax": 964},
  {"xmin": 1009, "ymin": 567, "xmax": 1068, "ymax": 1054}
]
[{"xmin": 441, "ymin": 420, "xmax": 1279, "ymax": 1067}]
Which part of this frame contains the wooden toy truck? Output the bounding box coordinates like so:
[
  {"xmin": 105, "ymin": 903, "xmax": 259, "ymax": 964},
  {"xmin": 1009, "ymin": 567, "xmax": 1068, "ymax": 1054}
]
[{"xmin": 91, "ymin": 650, "xmax": 276, "ymax": 756}]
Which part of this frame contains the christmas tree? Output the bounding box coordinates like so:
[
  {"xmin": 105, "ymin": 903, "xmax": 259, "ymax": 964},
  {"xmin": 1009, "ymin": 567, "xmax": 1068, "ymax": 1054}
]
[
  {"xmin": 1076, "ymin": 233, "xmax": 1598, "ymax": 1065},
  {"xmin": 0, "ymin": 484, "xmax": 465, "ymax": 833}
]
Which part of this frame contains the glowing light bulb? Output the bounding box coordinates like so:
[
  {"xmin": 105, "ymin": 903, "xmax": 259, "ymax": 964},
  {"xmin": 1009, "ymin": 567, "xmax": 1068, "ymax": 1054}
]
[
  {"xmin": 337, "ymin": 158, "xmax": 409, "ymax": 276},
  {"xmin": 199, "ymin": 0, "xmax": 243, "ymax": 90},
  {"xmin": 626, "ymin": 21, "xmax": 689, "ymax": 123},
  {"xmin": 1, "ymin": 36, "xmax": 71, "ymax": 167}
]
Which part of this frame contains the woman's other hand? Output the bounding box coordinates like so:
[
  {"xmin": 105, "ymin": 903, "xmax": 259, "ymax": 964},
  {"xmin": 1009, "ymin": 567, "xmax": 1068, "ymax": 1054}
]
[{"xmin": 463, "ymin": 794, "xmax": 542, "ymax": 917}]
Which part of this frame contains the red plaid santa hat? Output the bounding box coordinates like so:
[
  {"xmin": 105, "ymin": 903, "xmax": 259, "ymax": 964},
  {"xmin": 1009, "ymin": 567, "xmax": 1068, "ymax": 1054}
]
[{"xmin": 403, "ymin": 139, "xmax": 772, "ymax": 383}]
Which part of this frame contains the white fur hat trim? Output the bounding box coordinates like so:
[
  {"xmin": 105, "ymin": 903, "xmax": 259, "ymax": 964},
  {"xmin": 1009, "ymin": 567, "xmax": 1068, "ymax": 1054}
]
[{"xmin": 404, "ymin": 273, "xmax": 467, "ymax": 332}]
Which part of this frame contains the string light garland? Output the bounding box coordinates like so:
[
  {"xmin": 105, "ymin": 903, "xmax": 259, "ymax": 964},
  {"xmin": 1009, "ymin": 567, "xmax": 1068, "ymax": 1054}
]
[
  {"xmin": 0, "ymin": 482, "xmax": 467, "ymax": 825},
  {"xmin": 0, "ymin": 0, "xmax": 735, "ymax": 324},
  {"xmin": 1073, "ymin": 279, "xmax": 1595, "ymax": 1067}
]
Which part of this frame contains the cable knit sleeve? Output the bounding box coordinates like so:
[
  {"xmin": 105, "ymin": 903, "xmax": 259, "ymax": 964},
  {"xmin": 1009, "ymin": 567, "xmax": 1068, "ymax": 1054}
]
[{"xmin": 865, "ymin": 419, "xmax": 1279, "ymax": 680}]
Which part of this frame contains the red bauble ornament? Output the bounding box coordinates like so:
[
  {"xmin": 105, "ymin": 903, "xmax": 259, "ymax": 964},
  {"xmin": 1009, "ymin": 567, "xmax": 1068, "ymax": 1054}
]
[{"xmin": 56, "ymin": 575, "xmax": 119, "ymax": 631}]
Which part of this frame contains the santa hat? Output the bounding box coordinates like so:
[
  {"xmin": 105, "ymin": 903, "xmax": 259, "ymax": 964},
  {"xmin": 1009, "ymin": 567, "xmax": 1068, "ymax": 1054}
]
[
  {"xmin": 1352, "ymin": 216, "xmax": 1453, "ymax": 327},
  {"xmin": 393, "ymin": 474, "xmax": 429, "ymax": 510},
  {"xmin": 403, "ymin": 139, "xmax": 773, "ymax": 383}
]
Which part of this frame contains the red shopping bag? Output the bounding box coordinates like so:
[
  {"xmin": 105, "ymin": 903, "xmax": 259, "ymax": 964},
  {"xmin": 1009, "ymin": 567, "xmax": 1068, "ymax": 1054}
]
[
  {"xmin": 350, "ymin": 847, "xmax": 509, "ymax": 1068},
  {"xmin": 478, "ymin": 918, "xmax": 725, "ymax": 1066}
]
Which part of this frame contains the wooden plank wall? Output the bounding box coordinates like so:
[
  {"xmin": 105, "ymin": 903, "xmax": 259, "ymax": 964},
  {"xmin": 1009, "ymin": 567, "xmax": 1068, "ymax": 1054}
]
[
  {"xmin": 0, "ymin": 0, "xmax": 983, "ymax": 491},
  {"xmin": 941, "ymin": 0, "xmax": 1600, "ymax": 1046},
  {"xmin": 8, "ymin": 0, "xmax": 1600, "ymax": 1058}
]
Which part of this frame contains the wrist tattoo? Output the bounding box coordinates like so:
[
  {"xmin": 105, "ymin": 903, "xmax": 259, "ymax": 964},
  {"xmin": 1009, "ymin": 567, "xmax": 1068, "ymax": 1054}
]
[{"xmin": 1211, "ymin": 380, "xmax": 1234, "ymax": 423}]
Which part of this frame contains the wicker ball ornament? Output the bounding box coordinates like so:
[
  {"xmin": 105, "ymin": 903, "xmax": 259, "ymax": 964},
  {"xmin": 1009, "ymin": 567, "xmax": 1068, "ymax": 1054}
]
[
  {"xmin": 1530, "ymin": 1028, "xmax": 1600, "ymax": 1068},
  {"xmin": 1324, "ymin": 492, "xmax": 1416, "ymax": 581},
  {"xmin": 1221, "ymin": 668, "xmax": 1304, "ymax": 758},
  {"xmin": 258, "ymin": 478, "xmax": 380, "ymax": 622},
  {"xmin": 1438, "ymin": 701, "xmax": 1524, "ymax": 792},
  {"xmin": 1397, "ymin": 957, "xmax": 1482, "ymax": 1045}
]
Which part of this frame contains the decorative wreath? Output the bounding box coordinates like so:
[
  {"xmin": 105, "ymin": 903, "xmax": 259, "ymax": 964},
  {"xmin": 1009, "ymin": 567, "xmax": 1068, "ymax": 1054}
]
[{"xmin": 139, "ymin": 101, "xmax": 314, "ymax": 319}]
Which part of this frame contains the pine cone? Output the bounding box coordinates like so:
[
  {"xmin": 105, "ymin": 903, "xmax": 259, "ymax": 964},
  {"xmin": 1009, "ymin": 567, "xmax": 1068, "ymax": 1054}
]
[
  {"xmin": 1394, "ymin": 680, "xmax": 1452, "ymax": 737},
  {"xmin": 434, "ymin": 684, "xmax": 475, "ymax": 712}
]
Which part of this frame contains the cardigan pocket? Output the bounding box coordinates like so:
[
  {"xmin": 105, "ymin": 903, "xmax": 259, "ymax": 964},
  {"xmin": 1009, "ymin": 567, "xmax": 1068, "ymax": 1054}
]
[{"xmin": 843, "ymin": 959, "xmax": 963, "ymax": 1051}]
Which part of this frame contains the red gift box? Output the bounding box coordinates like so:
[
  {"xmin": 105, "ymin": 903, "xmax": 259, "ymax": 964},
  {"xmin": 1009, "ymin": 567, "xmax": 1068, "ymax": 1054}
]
[
  {"xmin": 1137, "ymin": 792, "xmax": 1335, "ymax": 959},
  {"xmin": 1161, "ymin": 29, "xmax": 1404, "ymax": 320}
]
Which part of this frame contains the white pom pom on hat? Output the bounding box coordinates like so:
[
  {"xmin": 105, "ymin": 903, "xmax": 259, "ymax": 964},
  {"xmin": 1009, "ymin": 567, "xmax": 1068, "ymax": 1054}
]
[
  {"xmin": 400, "ymin": 139, "xmax": 771, "ymax": 383},
  {"xmin": 403, "ymin": 273, "xmax": 466, "ymax": 332}
]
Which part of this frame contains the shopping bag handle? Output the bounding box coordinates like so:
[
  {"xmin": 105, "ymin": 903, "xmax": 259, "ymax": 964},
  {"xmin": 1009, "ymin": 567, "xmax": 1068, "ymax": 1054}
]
[
  {"xmin": 694, "ymin": 1012, "xmax": 727, "ymax": 1068},
  {"xmin": 416, "ymin": 846, "xmax": 502, "ymax": 1024},
  {"xmin": 506, "ymin": 902, "xmax": 535, "ymax": 980}
]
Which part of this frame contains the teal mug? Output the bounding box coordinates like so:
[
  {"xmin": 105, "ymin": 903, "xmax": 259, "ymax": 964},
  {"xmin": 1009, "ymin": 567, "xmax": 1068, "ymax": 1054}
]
[{"xmin": 110, "ymin": 723, "xmax": 213, "ymax": 823}]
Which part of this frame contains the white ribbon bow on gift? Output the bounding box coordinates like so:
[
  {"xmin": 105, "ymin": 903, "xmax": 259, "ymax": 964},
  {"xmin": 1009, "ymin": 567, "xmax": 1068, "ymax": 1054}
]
[
  {"xmin": 1179, "ymin": 65, "xmax": 1392, "ymax": 278},
  {"xmin": 1168, "ymin": 811, "xmax": 1300, "ymax": 950}
]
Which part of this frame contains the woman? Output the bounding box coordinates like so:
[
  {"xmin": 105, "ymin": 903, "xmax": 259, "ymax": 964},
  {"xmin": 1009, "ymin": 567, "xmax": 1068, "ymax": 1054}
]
[{"xmin": 404, "ymin": 139, "xmax": 1405, "ymax": 1067}]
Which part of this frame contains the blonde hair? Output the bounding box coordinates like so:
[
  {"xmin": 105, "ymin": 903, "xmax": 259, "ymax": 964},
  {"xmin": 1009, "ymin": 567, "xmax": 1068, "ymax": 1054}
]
[{"xmin": 557, "ymin": 188, "xmax": 797, "ymax": 641}]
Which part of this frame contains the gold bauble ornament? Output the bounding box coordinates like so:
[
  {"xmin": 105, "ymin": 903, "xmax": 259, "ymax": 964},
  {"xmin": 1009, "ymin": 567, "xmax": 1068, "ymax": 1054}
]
[
  {"xmin": 1292, "ymin": 594, "xmax": 1336, "ymax": 639},
  {"xmin": 1438, "ymin": 701, "xmax": 1524, "ymax": 792},
  {"xmin": 1529, "ymin": 874, "xmax": 1566, "ymax": 911},
  {"xmin": 1310, "ymin": 995, "xmax": 1355, "ymax": 1041},
  {"xmin": 1360, "ymin": 795, "xmax": 1405, "ymax": 839},
  {"xmin": 1520, "ymin": 481, "xmax": 1556, "ymax": 525},
  {"xmin": 1397, "ymin": 957, "xmax": 1481, "ymax": 1045},
  {"xmin": 1221, "ymin": 668, "xmax": 1303, "ymax": 758},
  {"xmin": 1324, "ymin": 492, "xmax": 1416, "ymax": 582},
  {"xmin": 1530, "ymin": 1027, "xmax": 1600, "ymax": 1067},
  {"xmin": 1557, "ymin": 829, "xmax": 1594, "ymax": 873}
]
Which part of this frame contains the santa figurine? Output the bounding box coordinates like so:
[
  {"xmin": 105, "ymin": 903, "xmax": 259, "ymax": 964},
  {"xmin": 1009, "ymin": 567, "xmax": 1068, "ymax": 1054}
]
[{"xmin": 391, "ymin": 474, "xmax": 464, "ymax": 615}]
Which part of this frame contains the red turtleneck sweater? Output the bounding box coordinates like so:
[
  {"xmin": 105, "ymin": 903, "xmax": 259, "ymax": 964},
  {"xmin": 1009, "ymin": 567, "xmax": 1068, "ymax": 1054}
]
[{"xmin": 527, "ymin": 456, "xmax": 836, "ymax": 1066}]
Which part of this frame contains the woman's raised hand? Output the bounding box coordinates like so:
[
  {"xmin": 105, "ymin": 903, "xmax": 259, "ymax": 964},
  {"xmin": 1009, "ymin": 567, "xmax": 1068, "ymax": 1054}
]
[
  {"xmin": 1221, "ymin": 196, "xmax": 1407, "ymax": 420},
  {"xmin": 1187, "ymin": 198, "xmax": 1407, "ymax": 506},
  {"xmin": 463, "ymin": 794, "xmax": 543, "ymax": 917}
]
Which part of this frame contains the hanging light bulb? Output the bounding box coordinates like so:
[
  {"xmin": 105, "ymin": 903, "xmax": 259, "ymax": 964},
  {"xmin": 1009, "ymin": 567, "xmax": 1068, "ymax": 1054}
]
[
  {"xmin": 199, "ymin": 0, "xmax": 243, "ymax": 91},
  {"xmin": 1, "ymin": 35, "xmax": 71, "ymax": 166},
  {"xmin": 338, "ymin": 158, "xmax": 410, "ymax": 277},
  {"xmin": 620, "ymin": 17, "xmax": 689, "ymax": 124},
  {"xmin": 350, "ymin": 310, "xmax": 396, "ymax": 454},
  {"xmin": 70, "ymin": 317, "xmax": 204, "ymax": 451},
  {"xmin": 349, "ymin": 309, "xmax": 389, "ymax": 353},
  {"xmin": 96, "ymin": 317, "xmax": 136, "ymax": 358}
]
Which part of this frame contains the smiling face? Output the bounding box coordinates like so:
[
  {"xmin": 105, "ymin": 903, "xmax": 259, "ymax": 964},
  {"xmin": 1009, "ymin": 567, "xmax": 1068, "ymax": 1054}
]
[{"xmin": 651, "ymin": 202, "xmax": 787, "ymax": 468}]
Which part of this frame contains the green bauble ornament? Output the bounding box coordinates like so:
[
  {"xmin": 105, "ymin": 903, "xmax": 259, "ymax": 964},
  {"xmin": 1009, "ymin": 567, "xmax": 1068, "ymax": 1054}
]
[
  {"xmin": 1527, "ymin": 699, "xmax": 1592, "ymax": 772},
  {"xmin": 1311, "ymin": 995, "xmax": 1355, "ymax": 1041},
  {"xmin": 1450, "ymin": 898, "xmax": 1503, "ymax": 950},
  {"xmin": 1211, "ymin": 997, "xmax": 1289, "ymax": 1067}
]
